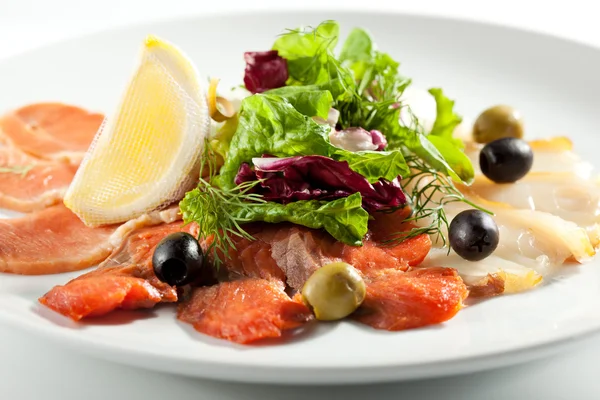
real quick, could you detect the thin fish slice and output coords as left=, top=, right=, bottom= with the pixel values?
left=352, top=267, right=468, bottom=330
left=178, top=278, right=313, bottom=344
left=1, top=204, right=180, bottom=275
left=0, top=147, right=78, bottom=212
left=421, top=249, right=542, bottom=297
left=0, top=102, right=103, bottom=165
left=39, top=221, right=196, bottom=320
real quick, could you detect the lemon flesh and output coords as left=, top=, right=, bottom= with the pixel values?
left=64, top=36, right=210, bottom=226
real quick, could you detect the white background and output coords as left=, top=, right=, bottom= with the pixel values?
left=1, top=0, right=600, bottom=399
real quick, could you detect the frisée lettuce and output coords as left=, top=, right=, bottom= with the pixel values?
left=180, top=19, right=479, bottom=264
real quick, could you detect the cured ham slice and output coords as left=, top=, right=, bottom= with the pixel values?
left=1, top=204, right=180, bottom=275
left=0, top=147, right=78, bottom=212
left=0, top=103, right=103, bottom=165
left=39, top=221, right=196, bottom=320
left=177, top=279, right=313, bottom=344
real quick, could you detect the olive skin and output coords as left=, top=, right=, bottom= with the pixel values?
left=479, top=137, right=533, bottom=183
left=473, top=105, right=524, bottom=144
left=301, top=262, right=366, bottom=321
left=152, top=232, right=205, bottom=287
left=449, top=210, right=499, bottom=262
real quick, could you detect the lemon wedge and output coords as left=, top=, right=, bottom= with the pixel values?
left=64, top=35, right=210, bottom=226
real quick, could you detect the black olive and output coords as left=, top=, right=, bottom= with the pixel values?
left=479, top=137, right=533, bottom=183
left=152, top=232, right=205, bottom=286
left=449, top=209, right=499, bottom=262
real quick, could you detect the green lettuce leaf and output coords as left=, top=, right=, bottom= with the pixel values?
left=272, top=21, right=356, bottom=101
left=210, top=114, right=239, bottom=159
left=273, top=20, right=339, bottom=59
left=217, top=93, right=409, bottom=189
left=233, top=192, right=368, bottom=246
left=339, top=28, right=373, bottom=82
left=265, top=86, right=333, bottom=119
left=402, top=129, right=474, bottom=184
left=426, top=135, right=474, bottom=183
left=337, top=149, right=408, bottom=183
left=428, top=88, right=463, bottom=147
left=423, top=88, right=472, bottom=182
left=336, top=28, right=411, bottom=129
left=339, top=28, right=373, bottom=64
left=180, top=187, right=368, bottom=250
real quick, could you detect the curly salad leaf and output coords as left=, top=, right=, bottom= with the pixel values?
left=181, top=20, right=477, bottom=260
left=216, top=92, right=410, bottom=189
left=272, top=21, right=356, bottom=101
left=333, top=27, right=474, bottom=183
left=180, top=184, right=368, bottom=251
left=236, top=155, right=406, bottom=212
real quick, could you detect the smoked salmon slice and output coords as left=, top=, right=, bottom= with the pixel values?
left=0, top=147, right=78, bottom=212
left=1, top=204, right=180, bottom=275
left=39, top=275, right=164, bottom=320
left=218, top=221, right=466, bottom=332
left=39, top=221, right=197, bottom=320
left=352, top=267, right=469, bottom=331
left=177, top=278, right=313, bottom=344
left=223, top=216, right=432, bottom=291
left=38, top=210, right=465, bottom=341
left=0, top=103, right=103, bottom=165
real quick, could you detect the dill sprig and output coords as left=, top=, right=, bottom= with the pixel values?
left=180, top=141, right=264, bottom=268
left=382, top=105, right=491, bottom=250
left=0, top=164, right=34, bottom=177
left=390, top=155, right=491, bottom=251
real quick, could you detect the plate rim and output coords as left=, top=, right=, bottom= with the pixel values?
left=1, top=9, right=600, bottom=384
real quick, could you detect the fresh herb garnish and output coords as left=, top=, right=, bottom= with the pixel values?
left=182, top=20, right=488, bottom=258
left=386, top=154, right=491, bottom=250
left=0, top=164, right=34, bottom=177
left=179, top=142, right=264, bottom=267
left=272, top=21, right=356, bottom=101
left=215, top=92, right=409, bottom=189
left=180, top=141, right=371, bottom=267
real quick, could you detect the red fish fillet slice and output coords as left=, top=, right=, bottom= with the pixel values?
left=220, top=220, right=464, bottom=332
left=224, top=216, right=432, bottom=290
left=0, top=204, right=180, bottom=275
left=178, top=278, right=313, bottom=344
left=353, top=267, right=469, bottom=330
left=39, top=221, right=197, bottom=320
left=0, top=147, right=78, bottom=212
left=0, top=103, right=103, bottom=165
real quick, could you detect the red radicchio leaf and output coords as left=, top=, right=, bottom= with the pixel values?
left=370, top=130, right=388, bottom=151
left=234, top=155, right=406, bottom=213
left=243, top=50, right=288, bottom=94
left=329, top=127, right=388, bottom=152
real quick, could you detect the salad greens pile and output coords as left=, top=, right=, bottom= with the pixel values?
left=180, top=20, right=476, bottom=265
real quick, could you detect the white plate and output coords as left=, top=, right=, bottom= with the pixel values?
left=1, top=10, right=600, bottom=385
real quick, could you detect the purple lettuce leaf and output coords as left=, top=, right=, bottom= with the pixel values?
left=234, top=155, right=406, bottom=213
left=243, top=50, right=288, bottom=94
left=329, top=127, right=388, bottom=152
left=370, top=130, right=388, bottom=150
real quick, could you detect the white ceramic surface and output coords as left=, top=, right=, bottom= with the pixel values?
left=1, top=10, right=600, bottom=385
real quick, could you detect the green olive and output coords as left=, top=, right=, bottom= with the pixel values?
left=473, top=105, right=524, bottom=143
left=301, top=262, right=366, bottom=321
